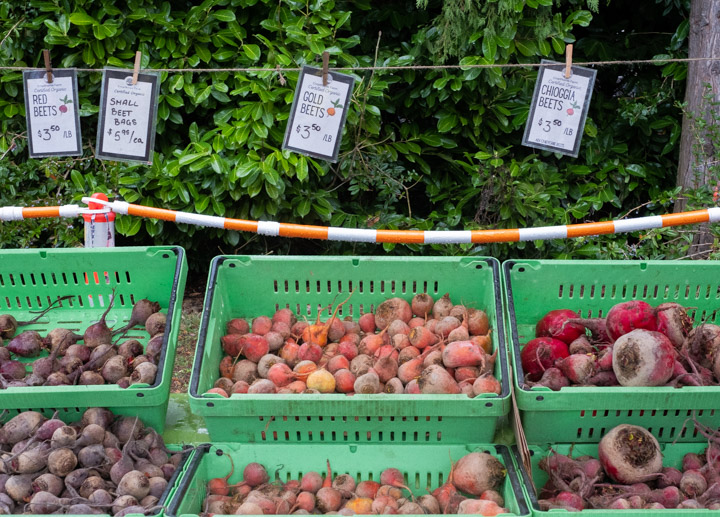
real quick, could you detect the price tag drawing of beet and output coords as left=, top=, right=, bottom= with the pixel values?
left=23, top=69, right=82, bottom=158
left=283, top=66, right=355, bottom=163
left=522, top=60, right=597, bottom=158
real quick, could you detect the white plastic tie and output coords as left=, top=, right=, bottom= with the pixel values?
left=424, top=231, right=472, bottom=244
left=257, top=221, right=280, bottom=236
left=327, top=227, right=377, bottom=242
left=707, top=207, right=720, bottom=222
left=0, top=207, right=24, bottom=221
left=518, top=226, right=568, bottom=242
left=175, top=212, right=226, bottom=228
left=58, top=205, right=82, bottom=218
left=614, top=216, right=663, bottom=233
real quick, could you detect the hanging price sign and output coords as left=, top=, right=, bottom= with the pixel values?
left=96, top=69, right=160, bottom=164
left=522, top=60, right=597, bottom=158
left=23, top=69, right=82, bottom=158
left=283, top=65, right=355, bottom=163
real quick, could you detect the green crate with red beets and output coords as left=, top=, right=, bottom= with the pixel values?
left=0, top=247, right=187, bottom=432
left=504, top=259, right=720, bottom=444
left=512, top=440, right=718, bottom=517
left=189, top=255, right=509, bottom=443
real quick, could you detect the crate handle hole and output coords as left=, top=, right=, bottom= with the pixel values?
left=207, top=402, right=215, bottom=407
left=518, top=267, right=525, bottom=272
left=229, top=263, right=236, bottom=268
left=536, top=395, right=544, bottom=401
left=136, top=393, right=144, bottom=398
left=485, top=402, right=493, bottom=407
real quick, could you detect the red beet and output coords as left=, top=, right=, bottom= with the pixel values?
left=535, top=309, right=585, bottom=344
left=7, top=331, right=44, bottom=357
left=520, top=337, right=570, bottom=381
left=605, top=300, right=658, bottom=341
left=82, top=293, right=116, bottom=348
left=555, top=353, right=596, bottom=384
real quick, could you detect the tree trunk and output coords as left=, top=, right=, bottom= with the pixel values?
left=674, top=0, right=720, bottom=257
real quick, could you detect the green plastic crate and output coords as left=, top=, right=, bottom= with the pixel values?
left=513, top=441, right=715, bottom=516
left=189, top=255, right=510, bottom=443
left=0, top=246, right=187, bottom=431
left=166, top=442, right=530, bottom=517
left=504, top=259, right=720, bottom=444
left=0, top=405, right=192, bottom=517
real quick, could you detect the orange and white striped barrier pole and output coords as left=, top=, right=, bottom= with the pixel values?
left=80, top=197, right=720, bottom=245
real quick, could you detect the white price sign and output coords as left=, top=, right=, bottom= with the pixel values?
left=23, top=69, right=82, bottom=158
left=96, top=69, right=160, bottom=164
left=283, top=66, right=355, bottom=163
left=522, top=60, right=597, bottom=158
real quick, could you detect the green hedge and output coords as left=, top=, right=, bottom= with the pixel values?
left=0, top=0, right=705, bottom=271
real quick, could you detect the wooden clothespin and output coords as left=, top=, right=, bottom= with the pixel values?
left=564, top=44, right=573, bottom=79
left=276, top=64, right=286, bottom=86
left=43, top=49, right=53, bottom=84
left=322, top=51, right=329, bottom=86
left=132, top=51, right=141, bottom=85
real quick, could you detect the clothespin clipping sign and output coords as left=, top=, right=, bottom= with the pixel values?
left=132, top=51, right=141, bottom=85
left=43, top=50, right=53, bottom=84
left=96, top=65, right=160, bottom=164
left=322, top=52, right=329, bottom=86
left=282, top=63, right=355, bottom=163
left=521, top=50, right=596, bottom=158
left=23, top=61, right=82, bottom=158
left=565, top=44, right=573, bottom=79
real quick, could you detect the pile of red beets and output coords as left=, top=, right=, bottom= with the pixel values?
left=538, top=421, right=720, bottom=510
left=520, top=300, right=720, bottom=389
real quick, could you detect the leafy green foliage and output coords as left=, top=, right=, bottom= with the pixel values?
left=0, top=0, right=701, bottom=270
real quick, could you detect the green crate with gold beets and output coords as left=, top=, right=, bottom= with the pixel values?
left=189, top=255, right=509, bottom=443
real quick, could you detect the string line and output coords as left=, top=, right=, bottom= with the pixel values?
left=0, top=56, right=714, bottom=74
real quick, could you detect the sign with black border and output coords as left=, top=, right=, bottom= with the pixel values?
left=522, top=60, right=597, bottom=158
left=282, top=65, right=355, bottom=163
left=96, top=68, right=160, bottom=164
left=23, top=69, right=82, bottom=158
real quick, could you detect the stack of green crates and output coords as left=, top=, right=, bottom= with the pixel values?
left=0, top=246, right=191, bottom=517
left=0, top=246, right=187, bottom=431
left=166, top=255, right=530, bottom=517
left=503, top=259, right=720, bottom=515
